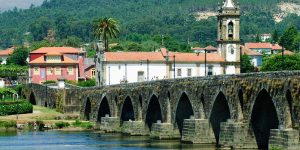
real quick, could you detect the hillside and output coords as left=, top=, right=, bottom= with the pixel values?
left=0, top=0, right=299, bottom=49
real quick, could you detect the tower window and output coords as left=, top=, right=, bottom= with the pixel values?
left=229, top=45, right=235, bottom=55
left=228, top=21, right=234, bottom=39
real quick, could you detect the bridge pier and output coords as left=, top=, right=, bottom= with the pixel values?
left=181, top=119, right=215, bottom=144
left=150, top=122, right=180, bottom=139
left=99, top=116, right=120, bottom=132
left=269, top=129, right=300, bottom=150
left=219, top=120, right=257, bottom=149
left=121, top=121, right=148, bottom=136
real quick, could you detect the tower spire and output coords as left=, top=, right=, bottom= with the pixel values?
left=223, top=0, right=235, bottom=9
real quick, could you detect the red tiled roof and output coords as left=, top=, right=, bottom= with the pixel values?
left=29, top=55, right=78, bottom=64
left=241, top=46, right=262, bottom=56
left=245, top=42, right=283, bottom=51
left=0, top=48, right=14, bottom=56
left=192, top=45, right=217, bottom=51
left=105, top=51, right=224, bottom=63
left=31, top=47, right=82, bottom=54
left=276, top=50, right=294, bottom=55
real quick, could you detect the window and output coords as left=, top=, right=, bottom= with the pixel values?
left=55, top=67, right=61, bottom=75
left=47, top=67, right=52, bottom=75
left=137, top=71, right=144, bottom=82
left=187, top=68, right=192, bottom=77
left=67, top=67, right=74, bottom=75
left=34, top=67, right=40, bottom=75
left=228, top=21, right=234, bottom=39
left=208, top=66, right=213, bottom=76
left=229, top=45, right=235, bottom=55
left=91, top=68, right=96, bottom=78
left=177, top=68, right=182, bottom=77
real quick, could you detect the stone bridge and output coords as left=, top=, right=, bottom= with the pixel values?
left=24, top=71, right=300, bottom=149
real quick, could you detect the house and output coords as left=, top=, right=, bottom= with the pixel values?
left=101, top=48, right=225, bottom=85
left=241, top=46, right=263, bottom=67
left=29, top=47, right=85, bottom=84
left=260, top=34, right=272, bottom=42
left=245, top=42, right=283, bottom=55
left=0, top=48, right=14, bottom=64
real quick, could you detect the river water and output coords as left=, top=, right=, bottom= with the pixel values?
left=0, top=131, right=219, bottom=150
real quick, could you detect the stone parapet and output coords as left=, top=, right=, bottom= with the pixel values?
left=269, top=129, right=299, bottom=150
left=150, top=123, right=180, bottom=139
left=219, top=121, right=257, bottom=149
left=181, top=119, right=215, bottom=144
left=121, top=121, right=147, bottom=136
left=100, top=117, right=120, bottom=132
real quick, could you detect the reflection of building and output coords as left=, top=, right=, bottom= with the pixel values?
left=0, top=47, right=14, bottom=64
left=29, top=47, right=85, bottom=84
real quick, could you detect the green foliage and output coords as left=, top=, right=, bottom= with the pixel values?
left=0, top=100, right=33, bottom=116
left=261, top=53, right=300, bottom=71
left=6, top=47, right=29, bottom=66
left=279, top=25, right=298, bottom=51
left=77, top=79, right=96, bottom=87
left=241, top=55, right=254, bottom=73
left=0, top=120, right=16, bottom=128
left=0, top=58, right=3, bottom=64
left=72, top=119, right=94, bottom=129
left=55, top=121, right=70, bottom=129
left=42, top=80, right=56, bottom=84
left=272, top=29, right=279, bottom=43
left=0, top=65, right=27, bottom=78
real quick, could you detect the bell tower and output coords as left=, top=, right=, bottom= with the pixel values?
left=217, top=0, right=241, bottom=74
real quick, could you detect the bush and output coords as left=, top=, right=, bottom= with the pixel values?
left=0, top=100, right=33, bottom=116
left=0, top=120, right=16, bottom=128
left=43, top=80, right=56, bottom=84
left=55, top=121, right=70, bottom=129
left=77, top=79, right=95, bottom=87
left=72, top=119, right=94, bottom=129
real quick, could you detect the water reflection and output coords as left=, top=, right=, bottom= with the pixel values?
left=0, top=131, right=220, bottom=150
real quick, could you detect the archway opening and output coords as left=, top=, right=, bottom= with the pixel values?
left=139, top=95, right=143, bottom=107
left=145, top=95, right=162, bottom=131
left=175, top=93, right=194, bottom=135
left=209, top=92, right=231, bottom=145
left=29, top=92, right=36, bottom=105
left=84, top=98, right=92, bottom=120
left=251, top=89, right=279, bottom=149
left=238, top=89, right=244, bottom=112
left=121, top=97, right=135, bottom=123
left=97, top=97, right=111, bottom=123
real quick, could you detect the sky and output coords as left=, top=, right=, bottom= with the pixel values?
left=0, top=0, right=43, bottom=11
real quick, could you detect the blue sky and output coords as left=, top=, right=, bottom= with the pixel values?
left=0, top=0, right=43, bottom=11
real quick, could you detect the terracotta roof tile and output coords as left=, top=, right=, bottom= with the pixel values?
left=31, top=47, right=82, bottom=54
left=245, top=42, right=283, bottom=51
left=241, top=46, right=262, bottom=56
left=0, top=48, right=14, bottom=56
left=29, top=55, right=78, bottom=64
left=192, top=45, right=217, bottom=51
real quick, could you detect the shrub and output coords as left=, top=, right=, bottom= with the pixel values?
left=0, top=120, right=16, bottom=128
left=43, top=80, right=56, bottom=84
left=77, top=79, right=95, bottom=87
left=0, top=100, right=33, bottom=116
left=55, top=121, right=70, bottom=129
left=72, top=119, right=94, bottom=129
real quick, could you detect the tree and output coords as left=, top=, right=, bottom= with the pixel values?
left=272, top=29, right=279, bottom=42
left=0, top=58, right=3, bottom=64
left=93, top=17, right=120, bottom=52
left=241, top=55, right=254, bottom=73
left=292, top=34, right=300, bottom=52
left=6, top=47, right=29, bottom=66
left=261, top=54, right=300, bottom=71
left=279, top=25, right=298, bottom=51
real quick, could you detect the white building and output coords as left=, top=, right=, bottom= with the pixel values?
left=101, top=48, right=225, bottom=85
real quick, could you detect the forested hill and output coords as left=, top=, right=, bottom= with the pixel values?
left=0, top=0, right=299, bottom=50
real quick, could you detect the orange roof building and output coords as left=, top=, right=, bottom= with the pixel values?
left=0, top=48, right=14, bottom=64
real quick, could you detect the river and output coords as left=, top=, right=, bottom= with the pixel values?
left=0, top=131, right=219, bottom=150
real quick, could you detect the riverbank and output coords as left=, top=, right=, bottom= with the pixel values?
left=0, top=106, right=94, bottom=131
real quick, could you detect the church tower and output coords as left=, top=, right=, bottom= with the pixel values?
left=217, top=0, right=241, bottom=74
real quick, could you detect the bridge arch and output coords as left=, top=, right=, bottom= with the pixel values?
left=121, top=96, right=135, bottom=123
left=97, top=96, right=111, bottom=123
left=175, top=92, right=194, bottom=135
left=209, top=91, right=231, bottom=145
left=84, top=97, right=92, bottom=120
left=145, top=94, right=163, bottom=131
left=250, top=89, right=279, bottom=149
left=29, top=92, right=36, bottom=105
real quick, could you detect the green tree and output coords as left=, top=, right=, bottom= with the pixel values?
left=0, top=58, right=3, bottom=64
left=292, top=34, right=300, bottom=52
left=93, top=17, right=120, bottom=52
left=272, top=29, right=279, bottom=43
left=6, top=47, right=29, bottom=66
left=241, top=55, right=254, bottom=73
left=261, top=54, right=300, bottom=71
left=62, top=36, right=83, bottom=47
left=279, top=25, right=298, bottom=51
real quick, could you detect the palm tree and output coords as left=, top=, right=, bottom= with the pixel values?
left=94, top=17, right=120, bottom=52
